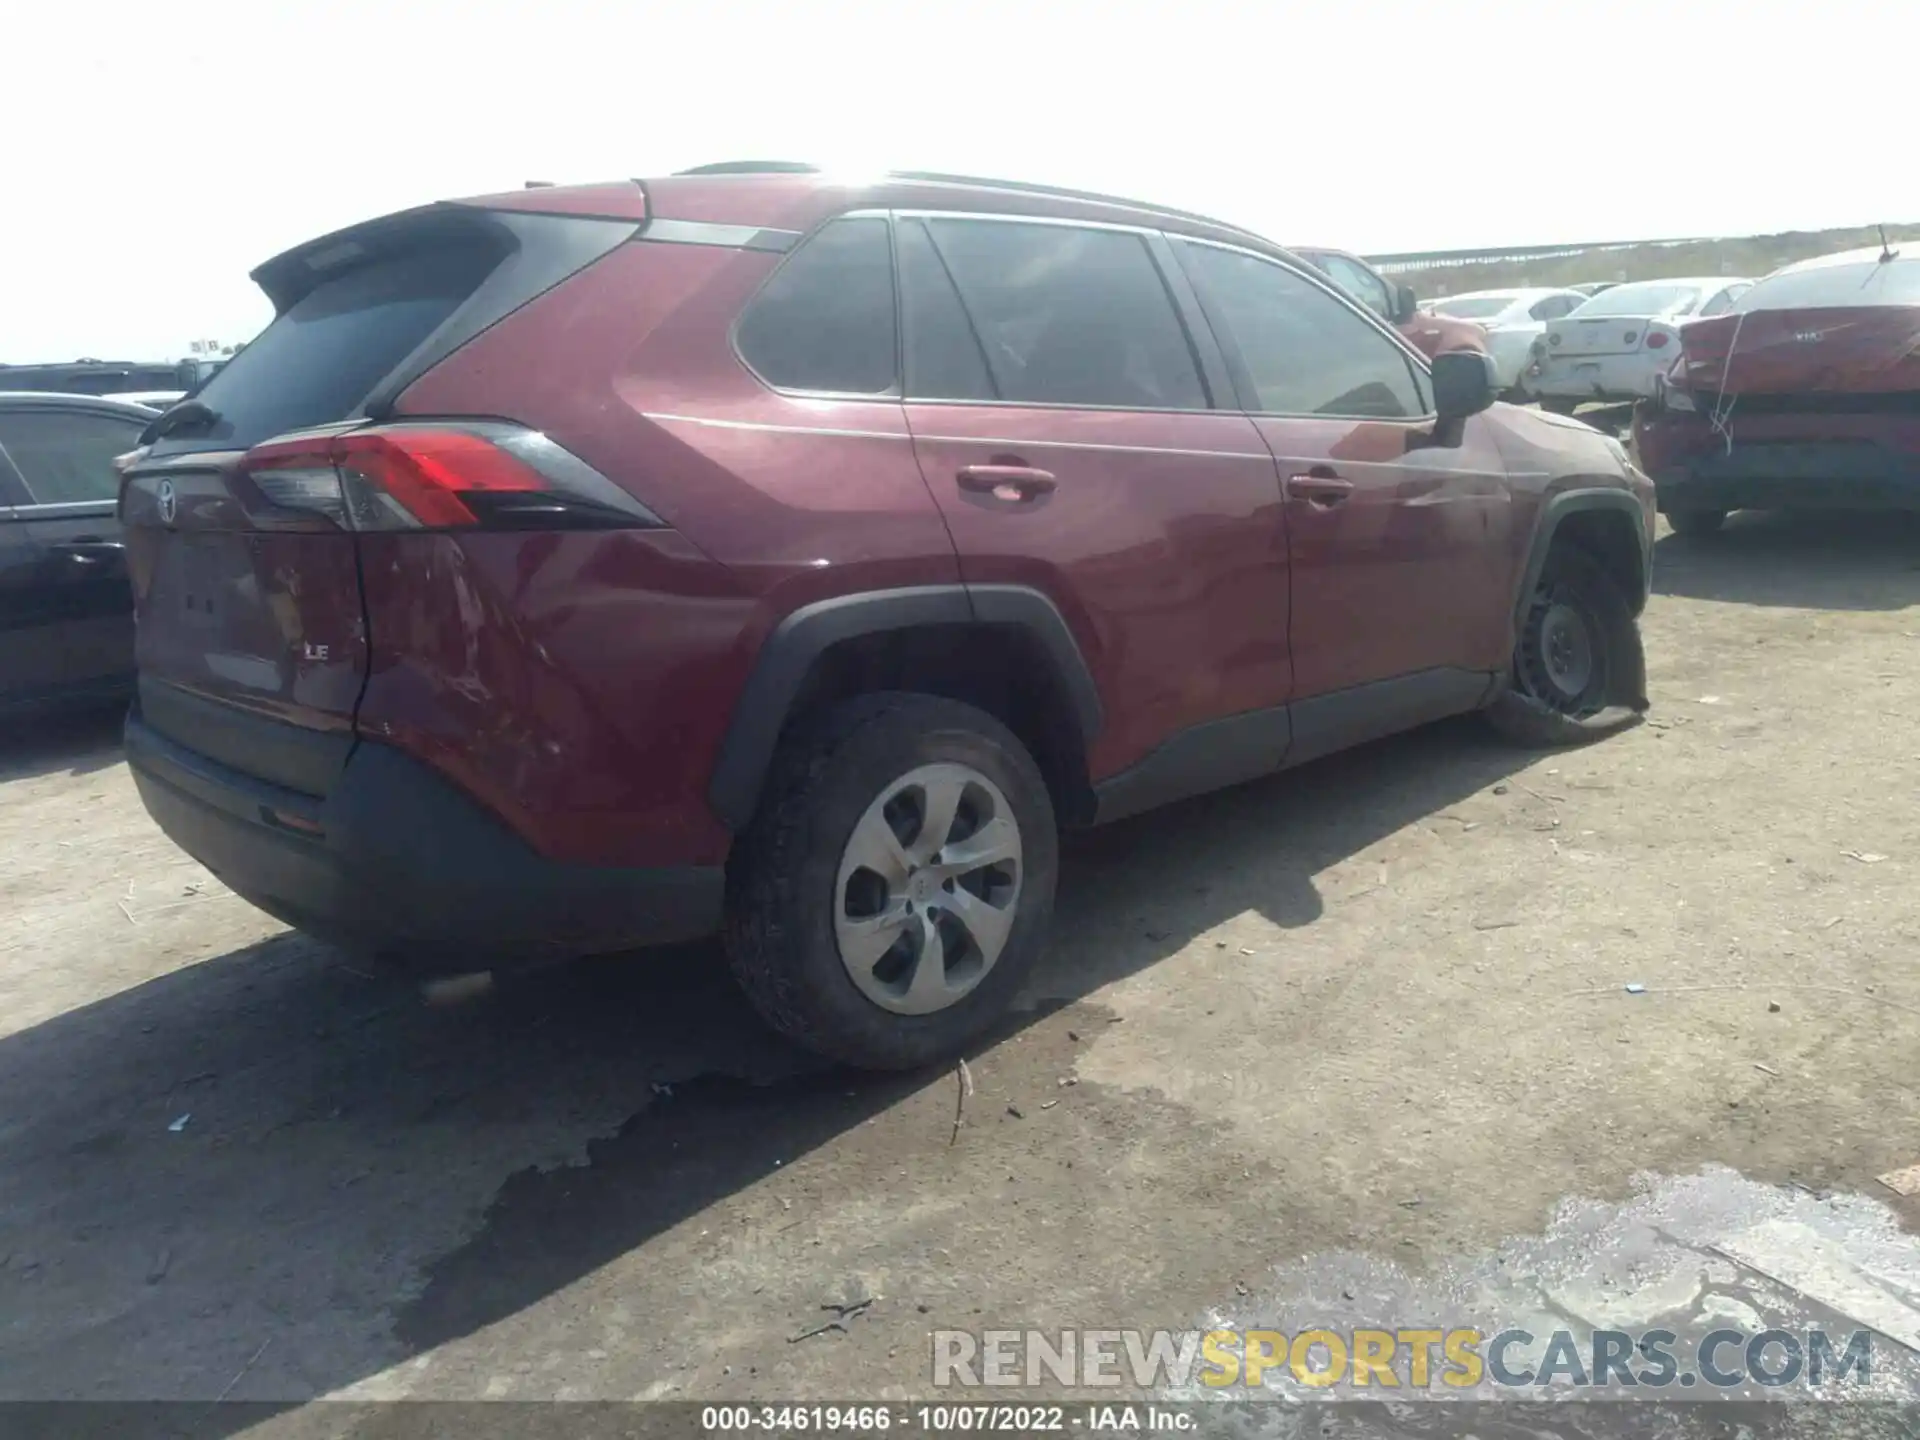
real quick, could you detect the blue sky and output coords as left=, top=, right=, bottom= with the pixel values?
left=6, top=0, right=1904, bottom=361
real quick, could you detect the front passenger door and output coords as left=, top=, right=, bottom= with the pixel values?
left=1173, top=239, right=1514, bottom=756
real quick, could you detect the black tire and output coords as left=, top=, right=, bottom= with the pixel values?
left=724, top=692, right=1058, bottom=1071
left=1539, top=396, right=1580, bottom=416
left=1485, top=546, right=1647, bottom=748
left=1665, top=507, right=1728, bottom=537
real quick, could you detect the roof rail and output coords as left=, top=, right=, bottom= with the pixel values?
left=668, top=163, right=1267, bottom=243
left=884, top=170, right=1268, bottom=244
left=674, top=161, right=823, bottom=176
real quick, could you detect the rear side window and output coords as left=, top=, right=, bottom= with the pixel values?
left=919, top=219, right=1207, bottom=409
left=189, top=245, right=498, bottom=448
left=1181, top=243, right=1425, bottom=419
left=0, top=410, right=147, bottom=504
left=736, top=218, right=898, bottom=395
left=1698, top=286, right=1738, bottom=318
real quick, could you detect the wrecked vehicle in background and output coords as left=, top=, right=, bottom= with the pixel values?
left=1525, top=276, right=1753, bottom=413
left=1427, top=288, right=1587, bottom=393
left=1635, top=244, right=1920, bottom=534
left=1292, top=246, right=1489, bottom=360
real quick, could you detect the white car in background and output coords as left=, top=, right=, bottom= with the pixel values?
left=1522, top=277, right=1753, bottom=411
left=1426, top=288, right=1587, bottom=391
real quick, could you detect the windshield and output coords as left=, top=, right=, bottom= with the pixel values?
left=1429, top=295, right=1516, bottom=319
left=1570, top=282, right=1705, bottom=318
left=1735, top=256, right=1920, bottom=312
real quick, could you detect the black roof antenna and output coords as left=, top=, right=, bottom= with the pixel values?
left=1878, top=224, right=1899, bottom=263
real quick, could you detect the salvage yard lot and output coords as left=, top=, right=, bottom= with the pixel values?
left=3, top=513, right=1919, bottom=1406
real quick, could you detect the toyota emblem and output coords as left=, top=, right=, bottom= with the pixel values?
left=157, top=479, right=177, bottom=526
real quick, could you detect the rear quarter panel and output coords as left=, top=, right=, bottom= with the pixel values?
left=389, top=236, right=959, bottom=864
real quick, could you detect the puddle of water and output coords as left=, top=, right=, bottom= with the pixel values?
left=1169, top=1166, right=1920, bottom=1419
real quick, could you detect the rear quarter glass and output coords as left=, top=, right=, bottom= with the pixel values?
left=184, top=246, right=496, bottom=450
left=152, top=209, right=638, bottom=457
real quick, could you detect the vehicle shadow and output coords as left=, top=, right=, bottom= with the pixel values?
left=1653, top=509, right=1920, bottom=611
left=0, top=717, right=1531, bottom=1410
left=0, top=703, right=125, bottom=782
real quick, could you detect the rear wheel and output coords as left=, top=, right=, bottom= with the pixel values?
left=724, top=693, right=1058, bottom=1070
left=1665, top=507, right=1728, bottom=537
left=1485, top=546, right=1646, bottom=747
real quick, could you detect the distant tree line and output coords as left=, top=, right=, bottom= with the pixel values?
left=1377, top=223, right=1920, bottom=298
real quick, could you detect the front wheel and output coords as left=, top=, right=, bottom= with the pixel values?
left=1485, top=547, right=1647, bottom=747
left=724, top=693, right=1058, bottom=1070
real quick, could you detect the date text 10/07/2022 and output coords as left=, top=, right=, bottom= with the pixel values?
left=701, top=1405, right=1191, bottom=1432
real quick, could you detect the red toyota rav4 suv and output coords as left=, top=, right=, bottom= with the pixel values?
left=120, top=167, right=1655, bottom=1069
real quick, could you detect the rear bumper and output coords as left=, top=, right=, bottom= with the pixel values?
left=125, top=712, right=724, bottom=967
left=1636, top=403, right=1920, bottom=511
left=1648, top=441, right=1920, bottom=513
left=1526, top=352, right=1663, bottom=402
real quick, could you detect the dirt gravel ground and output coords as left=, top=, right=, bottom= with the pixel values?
left=2, top=512, right=1918, bottom=1417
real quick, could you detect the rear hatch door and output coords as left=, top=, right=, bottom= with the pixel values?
left=121, top=202, right=639, bottom=794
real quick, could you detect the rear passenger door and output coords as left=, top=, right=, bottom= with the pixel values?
left=1172, top=239, right=1514, bottom=758
left=0, top=404, right=145, bottom=700
left=896, top=214, right=1293, bottom=791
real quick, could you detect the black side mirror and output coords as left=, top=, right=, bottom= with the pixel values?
left=1431, top=350, right=1500, bottom=422
left=1392, top=283, right=1419, bottom=325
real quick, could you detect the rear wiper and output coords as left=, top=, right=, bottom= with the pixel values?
left=140, top=399, right=222, bottom=444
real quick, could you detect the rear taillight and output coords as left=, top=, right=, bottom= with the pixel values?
left=240, top=422, right=661, bottom=532
left=1645, top=330, right=1670, bottom=350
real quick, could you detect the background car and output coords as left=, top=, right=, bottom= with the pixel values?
left=103, top=390, right=187, bottom=411
left=1525, top=276, right=1753, bottom=411
left=1635, top=244, right=1920, bottom=533
left=0, top=359, right=213, bottom=396
left=1292, top=246, right=1488, bottom=359
left=0, top=393, right=155, bottom=715
left=1427, top=288, right=1588, bottom=391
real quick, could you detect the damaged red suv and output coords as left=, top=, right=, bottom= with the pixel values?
left=1636, top=243, right=1920, bottom=533
left=120, top=167, right=1655, bottom=1069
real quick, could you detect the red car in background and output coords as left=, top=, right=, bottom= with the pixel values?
left=1293, top=246, right=1489, bottom=360
left=1635, top=243, right=1920, bottom=533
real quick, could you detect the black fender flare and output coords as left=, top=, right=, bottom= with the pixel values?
left=706, top=584, right=1103, bottom=831
left=1512, top=485, right=1653, bottom=633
